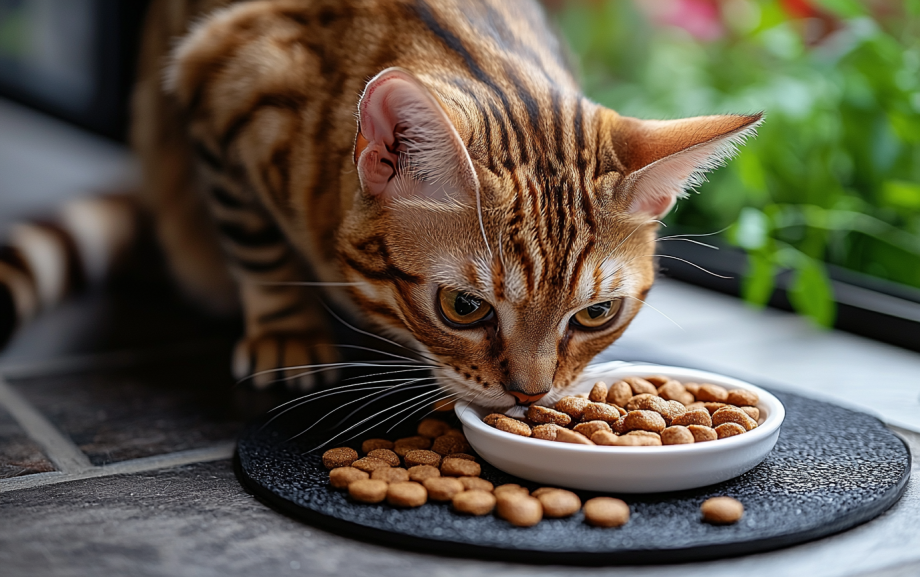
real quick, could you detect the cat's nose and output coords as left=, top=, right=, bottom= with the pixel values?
left=507, top=390, right=547, bottom=406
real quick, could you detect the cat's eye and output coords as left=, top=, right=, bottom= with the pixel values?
left=438, top=288, right=493, bottom=326
left=571, top=299, right=623, bottom=329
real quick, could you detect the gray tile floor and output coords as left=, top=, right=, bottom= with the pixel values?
left=2, top=99, right=920, bottom=576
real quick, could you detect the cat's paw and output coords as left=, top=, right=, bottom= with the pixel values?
left=232, top=334, right=340, bottom=391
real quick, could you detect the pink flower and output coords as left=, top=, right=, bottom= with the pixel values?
left=646, top=0, right=725, bottom=41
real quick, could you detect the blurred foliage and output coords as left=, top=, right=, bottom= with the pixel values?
left=555, top=0, right=920, bottom=326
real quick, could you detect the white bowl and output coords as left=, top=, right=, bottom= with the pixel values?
left=454, top=362, right=785, bottom=493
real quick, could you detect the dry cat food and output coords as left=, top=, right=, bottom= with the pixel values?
left=700, top=496, right=745, bottom=524
left=482, top=377, right=761, bottom=447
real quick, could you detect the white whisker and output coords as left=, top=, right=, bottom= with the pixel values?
left=624, top=294, right=683, bottom=330
left=651, top=254, right=733, bottom=279
left=656, top=237, right=718, bottom=250
left=320, top=301, right=439, bottom=364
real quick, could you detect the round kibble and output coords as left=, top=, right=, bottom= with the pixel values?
left=366, top=448, right=400, bottom=467
left=667, top=400, right=688, bottom=419
left=582, top=402, right=620, bottom=424
left=530, top=487, right=560, bottom=498
left=348, top=479, right=388, bottom=503
left=417, top=418, right=452, bottom=438
left=625, top=394, right=671, bottom=416
left=553, top=396, right=591, bottom=420
left=671, top=408, right=712, bottom=427
left=742, top=406, right=760, bottom=422
left=431, top=434, right=472, bottom=456
left=322, top=447, right=359, bottom=469
left=701, top=496, right=744, bottom=524
left=445, top=453, right=476, bottom=461
left=661, top=425, right=695, bottom=445
left=482, top=414, right=504, bottom=427
left=351, top=457, right=392, bottom=473
left=453, top=490, right=496, bottom=515
left=622, top=410, right=666, bottom=433
left=643, top=375, right=672, bottom=387
left=441, top=457, right=481, bottom=477
left=726, top=389, right=759, bottom=407
left=573, top=421, right=612, bottom=438
left=495, top=416, right=532, bottom=437
left=688, top=425, right=718, bottom=442
left=712, top=406, right=758, bottom=431
left=407, top=464, right=440, bottom=483
left=606, top=381, right=634, bottom=407
left=423, top=477, right=464, bottom=501
left=371, top=467, right=409, bottom=483
left=394, top=436, right=431, bottom=457
left=496, top=493, right=543, bottom=527
left=554, top=428, right=594, bottom=445
left=532, top=423, right=561, bottom=441
left=494, top=484, right=529, bottom=497
left=443, top=428, right=465, bottom=438
left=622, top=376, right=658, bottom=395
left=360, top=438, right=394, bottom=454
left=684, top=382, right=701, bottom=396
left=386, top=481, right=427, bottom=507
left=537, top=489, right=581, bottom=518
left=614, top=434, right=661, bottom=446
left=588, top=381, right=609, bottom=403
left=526, top=405, right=572, bottom=427
left=696, top=383, right=729, bottom=402
left=657, top=381, right=695, bottom=406
left=702, top=402, right=728, bottom=415
left=329, top=467, right=368, bottom=489
left=715, top=422, right=746, bottom=439
left=583, top=497, right=630, bottom=527
left=459, top=477, right=493, bottom=492
left=404, top=449, right=442, bottom=468
left=591, top=431, right=619, bottom=445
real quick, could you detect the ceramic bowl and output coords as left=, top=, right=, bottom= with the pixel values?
left=454, top=362, right=785, bottom=493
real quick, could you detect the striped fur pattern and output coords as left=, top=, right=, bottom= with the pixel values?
left=3, top=0, right=761, bottom=412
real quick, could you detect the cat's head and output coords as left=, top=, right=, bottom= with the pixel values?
left=340, top=68, right=760, bottom=411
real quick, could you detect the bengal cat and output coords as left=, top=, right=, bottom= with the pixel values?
left=0, top=0, right=760, bottom=414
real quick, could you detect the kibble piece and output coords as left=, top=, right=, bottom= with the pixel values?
left=394, top=436, right=431, bottom=457
left=715, top=422, right=746, bottom=439
left=622, top=410, right=667, bottom=433
left=712, top=406, right=758, bottom=431
left=496, top=493, right=543, bottom=527
left=588, top=382, right=609, bottom=403
left=386, top=481, right=427, bottom=507
left=695, top=383, right=729, bottom=403
left=348, top=479, right=388, bottom=503
left=407, top=464, right=440, bottom=483
left=371, top=467, right=410, bottom=483
left=322, top=447, right=359, bottom=469
left=591, top=431, right=619, bottom=445
left=622, top=376, right=658, bottom=396
left=453, top=490, right=496, bottom=515
left=423, top=477, right=465, bottom=501
left=643, top=375, right=672, bottom=387
left=431, top=434, right=472, bottom=456
left=554, top=428, right=595, bottom=445
left=537, top=489, right=582, bottom=518
left=688, top=425, right=718, bottom=443
left=531, top=487, right=560, bottom=498
left=661, top=426, right=695, bottom=445
left=494, top=484, right=529, bottom=497
left=526, top=405, right=572, bottom=427
left=494, top=416, right=532, bottom=437
left=574, top=421, right=612, bottom=438
left=726, top=389, right=759, bottom=407
left=582, top=402, right=621, bottom=424
left=554, top=396, right=591, bottom=420
left=657, top=381, right=695, bottom=405
left=583, top=497, right=630, bottom=527
left=671, top=408, right=712, bottom=427
left=361, top=439, right=394, bottom=454
left=701, top=497, right=744, bottom=524
left=483, top=414, right=504, bottom=427
left=615, top=434, right=661, bottom=446
left=531, top=424, right=561, bottom=441
left=607, top=381, right=634, bottom=407
left=329, top=467, right=368, bottom=489
left=441, top=457, right=481, bottom=477
left=742, top=406, right=760, bottom=422
left=351, top=457, right=392, bottom=473
left=702, top=402, right=728, bottom=415
left=613, top=405, right=627, bottom=416
left=445, top=453, right=476, bottom=461
left=459, top=477, right=493, bottom=492
left=667, top=400, right=688, bottom=419
left=404, top=449, right=442, bottom=468
left=417, top=418, right=452, bottom=438
left=366, top=448, right=400, bottom=467
left=626, top=394, right=671, bottom=416
left=443, top=428, right=465, bottom=438
left=684, top=382, right=702, bottom=397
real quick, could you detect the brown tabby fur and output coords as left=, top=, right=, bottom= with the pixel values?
left=129, top=0, right=761, bottom=411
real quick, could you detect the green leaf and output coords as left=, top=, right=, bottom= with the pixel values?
left=814, top=0, right=868, bottom=17
left=732, top=207, right=770, bottom=250
left=742, top=251, right=776, bottom=308
left=882, top=180, right=920, bottom=210
left=788, top=259, right=836, bottom=327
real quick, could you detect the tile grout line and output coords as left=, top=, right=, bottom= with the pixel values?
left=0, top=375, right=94, bottom=474
left=0, top=442, right=236, bottom=493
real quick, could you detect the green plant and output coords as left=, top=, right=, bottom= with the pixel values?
left=556, top=0, right=920, bottom=326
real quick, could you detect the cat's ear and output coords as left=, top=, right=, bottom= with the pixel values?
left=607, top=113, right=763, bottom=218
left=354, top=68, right=479, bottom=203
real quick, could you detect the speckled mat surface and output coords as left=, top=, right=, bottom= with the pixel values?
left=235, top=381, right=911, bottom=564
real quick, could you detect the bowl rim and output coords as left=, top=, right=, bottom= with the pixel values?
left=454, top=362, right=785, bottom=456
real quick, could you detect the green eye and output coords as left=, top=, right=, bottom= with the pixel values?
left=572, top=299, right=622, bottom=329
left=438, top=287, right=493, bottom=325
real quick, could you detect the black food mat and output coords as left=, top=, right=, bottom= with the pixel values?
left=235, top=379, right=910, bottom=564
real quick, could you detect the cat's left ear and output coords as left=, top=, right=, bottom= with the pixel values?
left=354, top=68, right=479, bottom=203
left=605, top=112, right=763, bottom=218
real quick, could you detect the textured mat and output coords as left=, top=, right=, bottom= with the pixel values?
left=235, top=380, right=911, bottom=564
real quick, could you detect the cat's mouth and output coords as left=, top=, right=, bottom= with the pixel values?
left=507, top=391, right=547, bottom=406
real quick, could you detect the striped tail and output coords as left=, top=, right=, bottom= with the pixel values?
left=0, top=195, right=143, bottom=348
